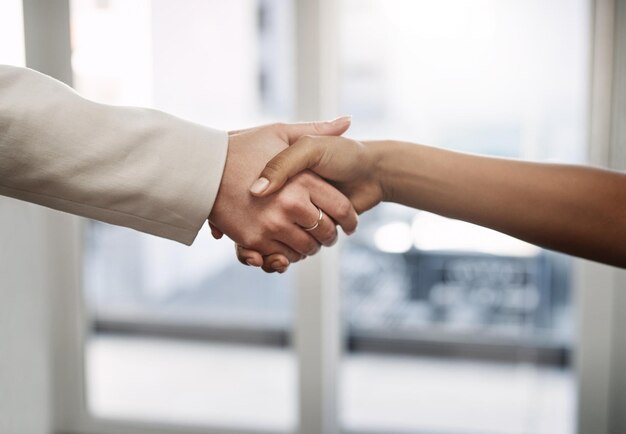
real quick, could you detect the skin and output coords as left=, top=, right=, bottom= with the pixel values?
left=207, top=120, right=359, bottom=272
left=238, top=135, right=626, bottom=271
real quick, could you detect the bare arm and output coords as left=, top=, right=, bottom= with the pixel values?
left=245, top=136, right=626, bottom=269
left=372, top=140, right=626, bottom=268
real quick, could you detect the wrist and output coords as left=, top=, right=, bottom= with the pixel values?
left=364, top=140, right=402, bottom=203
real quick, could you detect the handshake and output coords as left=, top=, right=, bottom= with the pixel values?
left=3, top=66, right=621, bottom=269
left=206, top=115, right=626, bottom=271
left=208, top=116, right=384, bottom=273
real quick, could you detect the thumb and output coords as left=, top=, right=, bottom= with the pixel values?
left=250, top=136, right=325, bottom=197
left=282, top=115, right=351, bottom=143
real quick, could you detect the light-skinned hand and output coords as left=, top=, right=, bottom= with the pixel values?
left=208, top=121, right=360, bottom=272
left=235, top=134, right=385, bottom=272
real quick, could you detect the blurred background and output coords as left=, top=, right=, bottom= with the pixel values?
left=1, top=1, right=625, bottom=434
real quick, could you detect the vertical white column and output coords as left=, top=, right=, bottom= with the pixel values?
left=575, top=0, right=615, bottom=431
left=576, top=1, right=626, bottom=434
left=605, top=2, right=626, bottom=432
left=294, top=0, right=339, bottom=121
left=23, top=0, right=73, bottom=84
left=21, top=1, right=82, bottom=433
left=587, top=0, right=615, bottom=167
left=0, top=201, right=53, bottom=434
left=575, top=262, right=616, bottom=434
left=294, top=0, right=342, bottom=433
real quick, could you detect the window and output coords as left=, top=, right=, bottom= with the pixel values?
left=72, top=0, right=297, bottom=430
left=41, top=1, right=592, bottom=433
left=338, top=1, right=588, bottom=433
left=0, top=0, right=25, bottom=66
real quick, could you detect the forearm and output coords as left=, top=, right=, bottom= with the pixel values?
left=0, top=66, right=228, bottom=244
left=371, top=140, right=626, bottom=267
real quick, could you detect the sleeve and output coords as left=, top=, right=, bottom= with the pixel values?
left=0, top=65, right=229, bottom=245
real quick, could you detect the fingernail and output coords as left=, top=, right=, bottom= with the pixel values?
left=250, top=177, right=270, bottom=194
left=246, top=259, right=258, bottom=267
left=330, top=115, right=352, bottom=126
left=271, top=260, right=284, bottom=270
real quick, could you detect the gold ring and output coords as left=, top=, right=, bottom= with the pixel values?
left=303, top=207, right=324, bottom=231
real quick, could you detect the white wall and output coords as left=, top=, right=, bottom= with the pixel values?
left=0, top=200, right=52, bottom=434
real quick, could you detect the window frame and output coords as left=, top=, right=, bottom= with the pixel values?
left=41, top=1, right=342, bottom=434
left=29, top=0, right=625, bottom=433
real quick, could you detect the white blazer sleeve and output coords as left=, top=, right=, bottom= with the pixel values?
left=0, top=65, right=228, bottom=245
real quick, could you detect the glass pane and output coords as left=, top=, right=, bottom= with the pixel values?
left=71, top=0, right=296, bottom=430
left=338, top=0, right=587, bottom=433
left=0, top=0, right=25, bottom=66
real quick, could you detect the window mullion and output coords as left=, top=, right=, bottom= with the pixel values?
left=294, top=0, right=342, bottom=433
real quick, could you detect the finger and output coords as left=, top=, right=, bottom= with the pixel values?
left=236, top=245, right=292, bottom=272
left=249, top=117, right=351, bottom=196
left=208, top=221, right=224, bottom=239
left=308, top=179, right=358, bottom=235
left=297, top=207, right=338, bottom=247
left=261, top=253, right=291, bottom=273
left=235, top=244, right=263, bottom=267
left=231, top=115, right=349, bottom=138
left=250, top=137, right=326, bottom=197
left=259, top=240, right=302, bottom=264
left=273, top=193, right=328, bottom=253
left=281, top=115, right=352, bottom=143
left=278, top=222, right=322, bottom=256
left=346, top=188, right=379, bottom=215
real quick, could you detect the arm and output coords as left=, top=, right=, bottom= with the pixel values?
left=0, top=65, right=227, bottom=245
left=244, top=135, right=626, bottom=269
left=372, top=140, right=626, bottom=267
left=0, top=66, right=357, bottom=255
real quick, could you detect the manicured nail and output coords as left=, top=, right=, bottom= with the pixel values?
left=331, top=115, right=352, bottom=126
left=250, top=177, right=270, bottom=194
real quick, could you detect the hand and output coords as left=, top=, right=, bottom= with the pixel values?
left=208, top=120, right=359, bottom=270
left=236, top=134, right=386, bottom=272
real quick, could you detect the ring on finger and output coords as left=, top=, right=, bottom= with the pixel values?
left=302, top=207, right=324, bottom=232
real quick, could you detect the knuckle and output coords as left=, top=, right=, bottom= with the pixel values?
left=243, top=232, right=264, bottom=248
left=272, top=122, right=286, bottom=131
left=297, top=170, right=316, bottom=184
left=263, top=219, right=282, bottom=235
left=327, top=234, right=339, bottom=246
left=336, top=199, right=353, bottom=219
left=307, top=240, right=321, bottom=255
left=276, top=193, right=301, bottom=212
left=322, top=226, right=337, bottom=243
left=299, top=134, right=316, bottom=146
